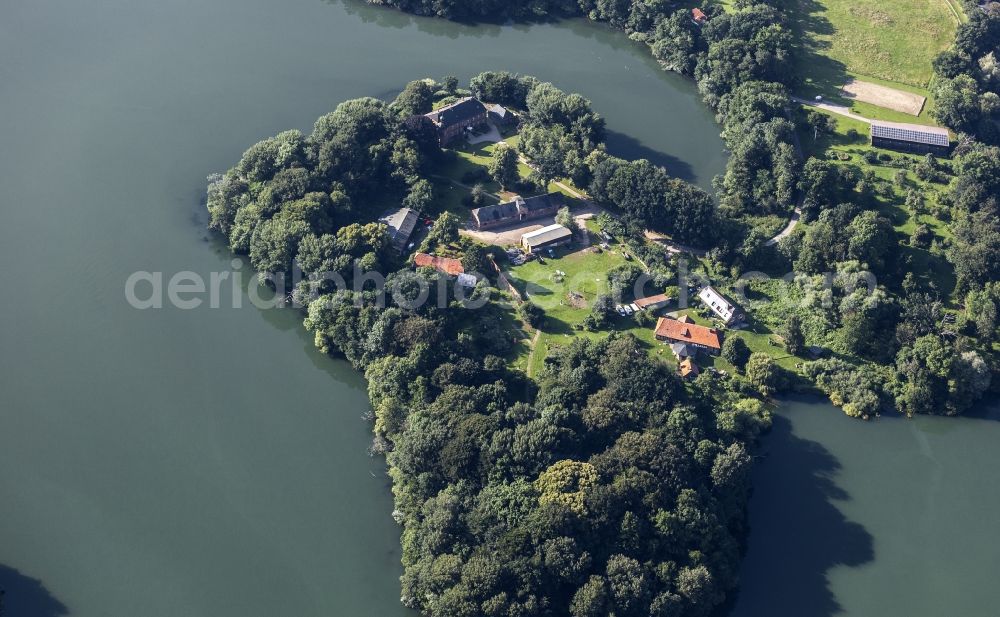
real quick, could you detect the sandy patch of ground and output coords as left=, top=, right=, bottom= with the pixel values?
left=840, top=79, right=925, bottom=116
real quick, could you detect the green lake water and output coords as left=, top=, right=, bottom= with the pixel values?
left=0, top=0, right=997, bottom=615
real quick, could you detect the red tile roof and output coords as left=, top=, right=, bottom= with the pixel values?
left=414, top=252, right=464, bottom=276
left=654, top=317, right=722, bottom=350
left=692, top=7, right=708, bottom=22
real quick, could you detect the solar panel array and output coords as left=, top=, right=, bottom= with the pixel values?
left=870, top=121, right=949, bottom=147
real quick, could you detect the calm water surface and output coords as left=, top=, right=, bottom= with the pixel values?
left=731, top=397, right=1000, bottom=617
left=0, top=0, right=997, bottom=615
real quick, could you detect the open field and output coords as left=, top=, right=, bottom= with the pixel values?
left=791, top=0, right=959, bottom=91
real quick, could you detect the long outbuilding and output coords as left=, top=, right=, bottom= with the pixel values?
left=521, top=224, right=573, bottom=253
left=472, top=192, right=565, bottom=231
left=870, top=120, right=950, bottom=156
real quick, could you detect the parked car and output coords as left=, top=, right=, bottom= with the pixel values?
left=623, top=305, right=633, bottom=316
left=616, top=305, right=627, bottom=316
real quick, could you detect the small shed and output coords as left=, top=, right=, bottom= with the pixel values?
left=679, top=357, right=700, bottom=379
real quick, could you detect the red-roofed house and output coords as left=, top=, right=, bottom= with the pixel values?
left=654, top=317, right=722, bottom=353
left=414, top=252, right=464, bottom=276
left=692, top=8, right=708, bottom=25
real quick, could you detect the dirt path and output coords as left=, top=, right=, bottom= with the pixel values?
left=643, top=230, right=708, bottom=257
left=525, top=329, right=542, bottom=378
left=791, top=96, right=872, bottom=123
left=765, top=207, right=802, bottom=246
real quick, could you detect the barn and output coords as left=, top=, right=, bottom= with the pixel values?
left=870, top=120, right=950, bottom=156
left=521, top=224, right=573, bottom=253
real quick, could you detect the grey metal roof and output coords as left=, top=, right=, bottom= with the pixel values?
left=472, top=201, right=519, bottom=224
left=519, top=192, right=565, bottom=213
left=870, top=120, right=950, bottom=147
left=379, top=207, right=419, bottom=247
left=521, top=224, right=572, bottom=247
left=670, top=342, right=691, bottom=358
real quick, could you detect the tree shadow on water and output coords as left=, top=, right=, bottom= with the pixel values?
left=0, top=564, right=68, bottom=617
left=604, top=129, right=696, bottom=183
left=724, top=414, right=874, bottom=617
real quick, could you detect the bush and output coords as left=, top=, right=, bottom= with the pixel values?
left=721, top=337, right=752, bottom=371
left=745, top=352, right=787, bottom=396
left=518, top=301, right=546, bottom=328
left=910, top=224, right=933, bottom=249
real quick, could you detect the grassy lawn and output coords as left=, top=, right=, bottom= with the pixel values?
left=506, top=242, right=674, bottom=375
left=790, top=0, right=958, bottom=89
left=504, top=242, right=819, bottom=378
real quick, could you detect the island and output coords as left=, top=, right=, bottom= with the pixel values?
left=203, top=0, right=1000, bottom=613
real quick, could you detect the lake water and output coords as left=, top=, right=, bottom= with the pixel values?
left=0, top=0, right=996, bottom=616
left=730, top=397, right=1000, bottom=617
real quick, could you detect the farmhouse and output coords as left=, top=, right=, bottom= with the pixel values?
left=379, top=207, right=419, bottom=251
left=414, top=252, right=464, bottom=276
left=472, top=192, right=565, bottom=230
left=698, top=286, right=742, bottom=325
left=414, top=252, right=478, bottom=287
left=633, top=293, right=671, bottom=312
left=521, top=224, right=573, bottom=253
left=870, top=120, right=950, bottom=156
left=424, top=97, right=488, bottom=146
left=654, top=317, right=722, bottom=354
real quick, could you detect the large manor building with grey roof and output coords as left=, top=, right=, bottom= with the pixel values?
left=424, top=97, right=488, bottom=146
